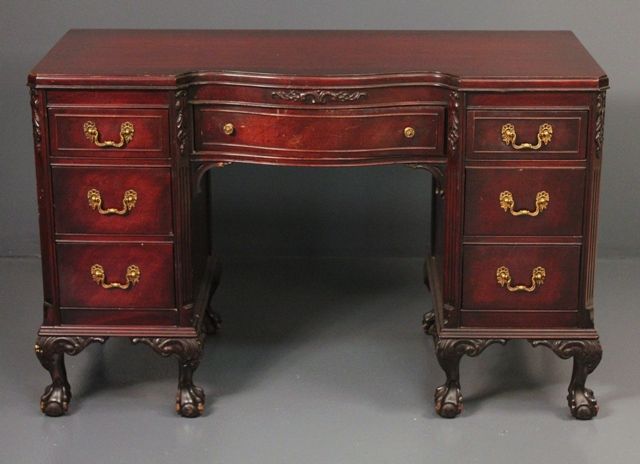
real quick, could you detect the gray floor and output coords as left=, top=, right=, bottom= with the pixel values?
left=0, top=256, right=638, bottom=464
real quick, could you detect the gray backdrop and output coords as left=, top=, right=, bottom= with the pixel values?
left=2, top=0, right=639, bottom=258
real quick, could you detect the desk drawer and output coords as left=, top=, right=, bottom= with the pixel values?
left=194, top=106, right=445, bottom=159
left=467, top=110, right=588, bottom=160
left=57, top=242, right=175, bottom=309
left=49, top=108, right=169, bottom=157
left=52, top=166, right=173, bottom=235
left=464, top=167, right=585, bottom=236
left=462, top=245, right=581, bottom=310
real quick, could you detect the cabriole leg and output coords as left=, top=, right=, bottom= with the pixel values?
left=131, top=337, right=205, bottom=417
left=530, top=339, right=602, bottom=419
left=433, top=337, right=507, bottom=418
left=34, top=335, right=107, bottom=416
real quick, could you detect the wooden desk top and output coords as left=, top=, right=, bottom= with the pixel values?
left=29, top=30, right=607, bottom=89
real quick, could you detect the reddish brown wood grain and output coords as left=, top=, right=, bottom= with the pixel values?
left=460, top=310, right=577, bottom=328
left=191, top=83, right=449, bottom=108
left=51, top=166, right=173, bottom=235
left=462, top=244, right=581, bottom=311
left=49, top=108, right=169, bottom=158
left=467, top=110, right=588, bottom=160
left=29, top=30, right=607, bottom=90
left=464, top=167, right=585, bottom=236
left=27, top=30, right=609, bottom=419
left=27, top=31, right=608, bottom=338
left=56, top=241, right=175, bottom=309
left=60, top=308, right=177, bottom=326
left=194, top=105, right=445, bottom=159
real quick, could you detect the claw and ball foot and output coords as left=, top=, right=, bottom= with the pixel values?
left=433, top=337, right=507, bottom=418
left=132, top=337, right=205, bottom=417
left=530, top=339, right=602, bottom=419
left=176, top=359, right=205, bottom=417
left=434, top=381, right=463, bottom=418
left=35, top=336, right=107, bottom=416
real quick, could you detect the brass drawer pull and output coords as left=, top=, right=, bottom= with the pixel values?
left=403, top=126, right=416, bottom=138
left=87, top=189, right=137, bottom=215
left=501, top=123, right=553, bottom=150
left=222, top=122, right=235, bottom=135
left=83, top=121, right=135, bottom=148
left=90, top=264, right=141, bottom=290
left=496, top=266, right=546, bottom=293
left=499, top=190, right=549, bottom=217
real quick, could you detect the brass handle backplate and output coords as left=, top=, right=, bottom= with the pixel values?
left=501, top=123, right=553, bottom=150
left=83, top=121, right=135, bottom=148
left=499, top=190, right=549, bottom=217
left=90, top=264, right=141, bottom=290
left=87, top=189, right=137, bottom=215
left=496, top=266, right=546, bottom=293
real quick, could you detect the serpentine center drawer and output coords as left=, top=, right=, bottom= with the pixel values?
left=49, top=108, right=169, bottom=157
left=194, top=106, right=445, bottom=159
left=462, top=244, right=581, bottom=311
left=467, top=110, right=588, bottom=159
left=52, top=166, right=173, bottom=235
left=464, top=167, right=585, bottom=236
left=57, top=242, right=175, bottom=309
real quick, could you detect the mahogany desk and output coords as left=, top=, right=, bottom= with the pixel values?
left=28, top=30, right=608, bottom=419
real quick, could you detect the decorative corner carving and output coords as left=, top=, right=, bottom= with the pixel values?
left=595, top=91, right=606, bottom=158
left=35, top=335, right=108, bottom=416
left=131, top=337, right=205, bottom=417
left=30, top=87, right=42, bottom=148
left=447, top=91, right=461, bottom=156
left=442, top=303, right=456, bottom=327
left=530, top=339, right=602, bottom=419
left=175, top=89, right=188, bottom=157
left=422, top=311, right=436, bottom=335
left=131, top=336, right=202, bottom=360
left=35, top=335, right=108, bottom=359
left=436, top=337, right=508, bottom=359
left=271, top=89, right=367, bottom=104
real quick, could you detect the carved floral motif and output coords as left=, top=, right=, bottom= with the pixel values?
left=447, top=91, right=460, bottom=155
left=175, top=89, right=188, bottom=156
left=30, top=87, right=42, bottom=147
left=595, top=91, right=606, bottom=158
left=272, top=89, right=367, bottom=104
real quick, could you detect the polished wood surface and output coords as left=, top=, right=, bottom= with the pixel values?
left=49, top=108, right=169, bottom=158
left=30, top=30, right=607, bottom=89
left=28, top=30, right=608, bottom=419
left=462, top=244, right=581, bottom=310
left=52, top=166, right=173, bottom=235
left=56, top=241, right=175, bottom=309
left=194, top=105, right=445, bottom=161
left=464, top=167, right=585, bottom=236
left=467, top=110, right=588, bottom=159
